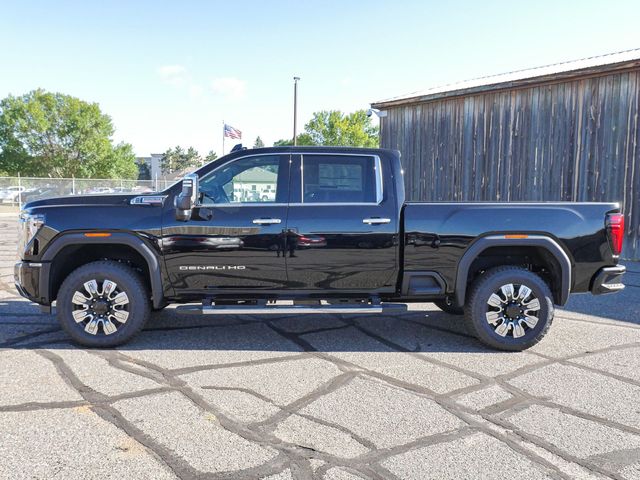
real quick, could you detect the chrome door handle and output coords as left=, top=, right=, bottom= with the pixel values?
left=363, top=217, right=391, bottom=225
left=252, top=218, right=282, bottom=225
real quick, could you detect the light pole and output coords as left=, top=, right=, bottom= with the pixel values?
left=293, top=76, right=300, bottom=145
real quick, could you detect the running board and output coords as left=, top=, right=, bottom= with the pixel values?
left=176, top=302, right=407, bottom=315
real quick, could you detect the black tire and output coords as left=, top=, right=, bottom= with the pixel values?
left=57, top=261, right=150, bottom=347
left=464, top=266, right=554, bottom=351
left=434, top=297, right=464, bottom=315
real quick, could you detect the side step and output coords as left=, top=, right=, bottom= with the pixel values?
left=176, top=301, right=407, bottom=316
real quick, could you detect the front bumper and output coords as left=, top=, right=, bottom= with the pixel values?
left=591, top=265, right=626, bottom=295
left=14, top=261, right=50, bottom=305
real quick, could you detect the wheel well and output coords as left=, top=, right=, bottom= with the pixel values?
left=49, top=244, right=151, bottom=302
left=464, top=246, right=563, bottom=304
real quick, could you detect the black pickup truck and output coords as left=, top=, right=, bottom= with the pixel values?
left=15, top=147, right=626, bottom=350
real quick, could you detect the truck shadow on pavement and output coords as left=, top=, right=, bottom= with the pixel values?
left=559, top=263, right=640, bottom=325
left=0, top=299, right=500, bottom=354
left=3, top=278, right=638, bottom=354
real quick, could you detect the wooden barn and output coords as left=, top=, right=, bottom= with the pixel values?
left=371, top=49, right=640, bottom=260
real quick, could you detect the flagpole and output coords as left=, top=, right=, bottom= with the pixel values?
left=222, top=120, right=225, bottom=155
left=293, top=76, right=300, bottom=145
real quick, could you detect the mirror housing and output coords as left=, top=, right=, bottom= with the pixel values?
left=175, top=173, right=199, bottom=221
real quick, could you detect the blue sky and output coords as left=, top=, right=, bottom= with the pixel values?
left=1, top=0, right=639, bottom=157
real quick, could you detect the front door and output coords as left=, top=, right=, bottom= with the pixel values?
left=284, top=153, right=399, bottom=292
left=162, top=153, right=290, bottom=293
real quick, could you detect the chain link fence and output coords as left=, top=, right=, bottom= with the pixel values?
left=0, top=177, right=174, bottom=209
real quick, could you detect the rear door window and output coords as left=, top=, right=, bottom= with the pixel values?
left=301, top=155, right=379, bottom=203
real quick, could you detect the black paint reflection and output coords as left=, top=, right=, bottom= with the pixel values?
left=161, top=204, right=289, bottom=291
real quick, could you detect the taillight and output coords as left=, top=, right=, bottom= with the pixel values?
left=606, top=213, right=625, bottom=256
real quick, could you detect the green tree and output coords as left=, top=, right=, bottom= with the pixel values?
left=305, top=110, right=379, bottom=147
left=99, top=142, right=138, bottom=179
left=160, top=146, right=182, bottom=175
left=253, top=136, right=265, bottom=148
left=184, top=147, right=201, bottom=169
left=160, top=146, right=202, bottom=175
left=0, top=89, right=137, bottom=178
left=137, top=159, right=151, bottom=180
left=272, top=133, right=315, bottom=146
left=273, top=109, right=378, bottom=147
left=205, top=150, right=218, bottom=163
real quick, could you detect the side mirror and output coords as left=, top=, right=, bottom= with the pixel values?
left=175, top=173, right=199, bottom=221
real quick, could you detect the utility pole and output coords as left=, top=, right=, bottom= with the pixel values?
left=293, top=76, right=300, bottom=145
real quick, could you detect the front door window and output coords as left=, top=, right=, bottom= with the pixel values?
left=199, top=155, right=282, bottom=204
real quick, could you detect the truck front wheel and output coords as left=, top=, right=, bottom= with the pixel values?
left=57, top=261, right=150, bottom=347
left=464, top=266, right=554, bottom=351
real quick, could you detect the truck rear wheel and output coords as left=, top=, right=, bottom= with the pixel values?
left=57, top=261, right=150, bottom=347
left=464, top=266, right=554, bottom=351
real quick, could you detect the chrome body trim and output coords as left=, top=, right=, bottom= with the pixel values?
left=300, top=153, right=383, bottom=205
left=199, top=202, right=289, bottom=208
left=194, top=303, right=407, bottom=315
left=252, top=218, right=282, bottom=225
left=289, top=202, right=382, bottom=207
left=363, top=217, right=391, bottom=224
left=130, top=195, right=167, bottom=205
left=194, top=151, right=384, bottom=208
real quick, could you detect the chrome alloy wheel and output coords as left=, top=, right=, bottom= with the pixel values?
left=71, top=279, right=129, bottom=335
left=485, top=283, right=541, bottom=338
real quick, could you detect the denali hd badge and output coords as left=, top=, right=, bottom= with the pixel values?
left=179, top=265, right=247, bottom=270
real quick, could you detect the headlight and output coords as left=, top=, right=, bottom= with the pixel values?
left=18, top=212, right=45, bottom=256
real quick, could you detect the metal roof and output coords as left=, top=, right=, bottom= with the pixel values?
left=372, top=48, right=640, bottom=108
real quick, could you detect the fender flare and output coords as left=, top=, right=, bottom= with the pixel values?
left=454, top=235, right=572, bottom=307
left=41, top=233, right=164, bottom=309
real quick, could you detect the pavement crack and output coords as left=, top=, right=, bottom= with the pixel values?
left=168, top=353, right=310, bottom=376
left=495, top=383, right=640, bottom=436
left=312, top=355, right=580, bottom=480
left=488, top=409, right=628, bottom=480
left=562, top=357, right=640, bottom=388
left=200, top=385, right=278, bottom=405
left=251, top=372, right=359, bottom=429
left=32, top=349, right=188, bottom=480
left=102, top=349, right=340, bottom=478
left=0, top=400, right=89, bottom=412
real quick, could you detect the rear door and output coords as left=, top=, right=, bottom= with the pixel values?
left=284, top=152, right=399, bottom=292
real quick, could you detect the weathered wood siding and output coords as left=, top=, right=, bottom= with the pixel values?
left=380, top=69, right=640, bottom=260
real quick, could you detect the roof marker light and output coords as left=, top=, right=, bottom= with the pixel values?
left=84, top=232, right=112, bottom=238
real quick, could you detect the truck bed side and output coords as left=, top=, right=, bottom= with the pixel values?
left=402, top=202, right=621, bottom=298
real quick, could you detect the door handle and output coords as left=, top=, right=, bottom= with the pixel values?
left=252, top=218, right=282, bottom=225
left=363, top=217, right=391, bottom=225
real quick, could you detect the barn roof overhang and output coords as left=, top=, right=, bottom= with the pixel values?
left=371, top=48, right=640, bottom=109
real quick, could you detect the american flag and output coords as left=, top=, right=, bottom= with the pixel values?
left=224, top=124, right=242, bottom=139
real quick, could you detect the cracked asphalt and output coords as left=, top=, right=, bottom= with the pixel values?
left=1, top=212, right=640, bottom=480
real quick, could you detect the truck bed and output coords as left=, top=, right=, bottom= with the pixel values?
left=402, top=201, right=620, bottom=294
